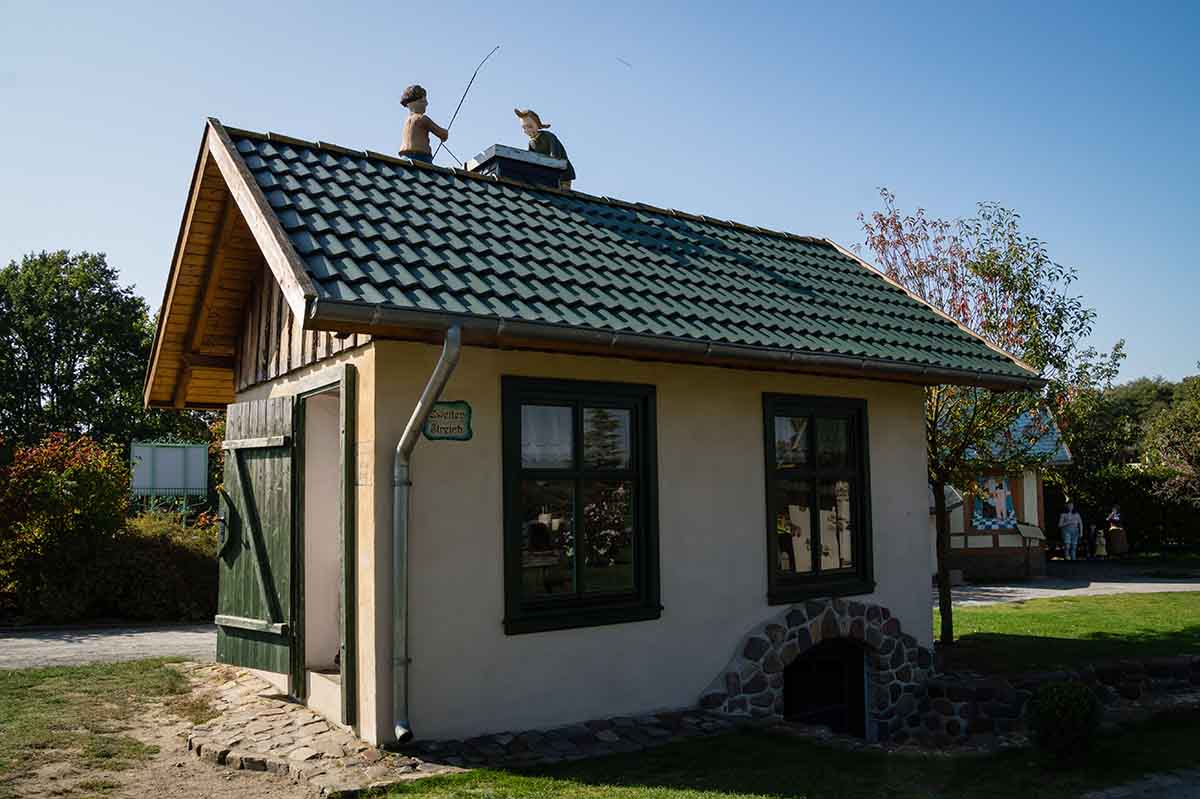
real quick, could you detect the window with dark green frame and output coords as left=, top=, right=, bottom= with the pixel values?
left=764, top=394, right=874, bottom=604
left=502, top=377, right=660, bottom=634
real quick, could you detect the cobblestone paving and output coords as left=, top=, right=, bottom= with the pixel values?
left=407, top=709, right=740, bottom=769
left=181, top=662, right=747, bottom=793
left=0, top=623, right=216, bottom=668
left=180, top=661, right=1039, bottom=796
left=1082, top=769, right=1200, bottom=798
left=180, top=663, right=462, bottom=795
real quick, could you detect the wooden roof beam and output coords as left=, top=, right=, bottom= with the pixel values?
left=173, top=192, right=236, bottom=408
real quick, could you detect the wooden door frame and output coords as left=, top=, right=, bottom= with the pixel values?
left=291, top=363, right=358, bottom=731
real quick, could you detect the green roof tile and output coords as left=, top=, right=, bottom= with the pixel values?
left=227, top=128, right=1036, bottom=383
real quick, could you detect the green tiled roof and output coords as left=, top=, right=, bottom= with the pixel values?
left=227, top=125, right=1037, bottom=385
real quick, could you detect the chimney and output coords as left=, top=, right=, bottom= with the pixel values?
left=466, top=145, right=569, bottom=189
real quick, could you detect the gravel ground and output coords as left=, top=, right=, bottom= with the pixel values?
left=0, top=624, right=215, bottom=669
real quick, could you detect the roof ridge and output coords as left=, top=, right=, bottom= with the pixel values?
left=217, top=120, right=834, bottom=250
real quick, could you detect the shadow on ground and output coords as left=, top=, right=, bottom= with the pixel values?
left=941, top=626, right=1200, bottom=674
left=438, top=719, right=1200, bottom=799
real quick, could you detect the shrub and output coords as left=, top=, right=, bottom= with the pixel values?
left=0, top=434, right=130, bottom=620
left=0, top=435, right=218, bottom=623
left=1028, top=682, right=1102, bottom=762
left=96, top=509, right=218, bottom=622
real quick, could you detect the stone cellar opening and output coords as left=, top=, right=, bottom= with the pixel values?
left=783, top=638, right=867, bottom=738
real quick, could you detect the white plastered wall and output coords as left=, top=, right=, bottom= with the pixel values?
left=304, top=390, right=342, bottom=670
left=366, top=340, right=933, bottom=742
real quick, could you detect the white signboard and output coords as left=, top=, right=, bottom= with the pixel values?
left=131, top=442, right=208, bottom=497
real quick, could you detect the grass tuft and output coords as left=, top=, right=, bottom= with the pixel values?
left=0, top=658, right=189, bottom=798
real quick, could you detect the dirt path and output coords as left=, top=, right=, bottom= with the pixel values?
left=12, top=667, right=317, bottom=799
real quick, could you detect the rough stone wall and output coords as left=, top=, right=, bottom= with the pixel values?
left=699, top=597, right=934, bottom=743
left=921, top=656, right=1200, bottom=745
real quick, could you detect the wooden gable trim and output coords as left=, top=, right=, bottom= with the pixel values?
left=204, top=118, right=317, bottom=324
left=143, top=132, right=214, bottom=408
left=145, top=120, right=327, bottom=409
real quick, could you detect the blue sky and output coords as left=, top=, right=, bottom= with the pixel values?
left=2, top=1, right=1196, bottom=380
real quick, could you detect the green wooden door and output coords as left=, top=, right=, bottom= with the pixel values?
left=216, top=396, right=295, bottom=677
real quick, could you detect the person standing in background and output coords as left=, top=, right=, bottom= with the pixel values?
left=1059, top=502, right=1084, bottom=560
left=1106, top=504, right=1130, bottom=556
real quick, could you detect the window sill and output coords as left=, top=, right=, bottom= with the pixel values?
left=767, top=578, right=875, bottom=606
left=504, top=604, right=663, bottom=635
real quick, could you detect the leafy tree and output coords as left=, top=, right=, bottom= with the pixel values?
left=1144, top=371, right=1200, bottom=510
left=0, top=250, right=212, bottom=448
left=859, top=190, right=1123, bottom=645
left=1103, top=377, right=1180, bottom=459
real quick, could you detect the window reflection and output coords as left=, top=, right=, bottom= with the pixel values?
left=816, top=417, right=850, bottom=468
left=819, top=480, right=854, bottom=570
left=583, top=408, right=632, bottom=470
left=520, top=480, right=574, bottom=597
left=774, top=478, right=814, bottom=574
left=774, top=416, right=809, bottom=467
left=582, top=480, right=635, bottom=593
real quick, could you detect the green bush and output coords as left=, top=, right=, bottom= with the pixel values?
left=1028, top=682, right=1102, bottom=762
left=96, top=509, right=218, bottom=622
left=0, top=435, right=218, bottom=623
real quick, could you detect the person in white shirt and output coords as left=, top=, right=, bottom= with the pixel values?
left=1059, top=502, right=1084, bottom=560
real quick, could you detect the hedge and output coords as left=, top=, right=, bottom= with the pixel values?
left=0, top=435, right=217, bottom=623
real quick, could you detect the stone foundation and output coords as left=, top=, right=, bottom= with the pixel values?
left=919, top=656, right=1200, bottom=745
left=699, top=598, right=934, bottom=742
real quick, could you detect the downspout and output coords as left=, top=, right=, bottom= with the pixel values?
left=392, top=325, right=461, bottom=743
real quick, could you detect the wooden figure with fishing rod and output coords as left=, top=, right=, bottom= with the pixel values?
left=398, top=84, right=449, bottom=163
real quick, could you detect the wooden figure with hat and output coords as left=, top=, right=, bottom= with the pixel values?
left=399, top=85, right=449, bottom=163
left=514, top=108, right=576, bottom=190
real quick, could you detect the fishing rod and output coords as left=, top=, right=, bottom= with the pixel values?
left=439, top=143, right=465, bottom=168
left=432, top=44, right=500, bottom=163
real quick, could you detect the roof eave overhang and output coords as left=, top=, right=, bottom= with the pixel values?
left=143, top=118, right=322, bottom=410
left=309, top=300, right=1046, bottom=392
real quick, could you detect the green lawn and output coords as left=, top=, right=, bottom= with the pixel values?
left=0, top=658, right=207, bottom=798
left=382, top=715, right=1200, bottom=799
left=944, top=591, right=1200, bottom=673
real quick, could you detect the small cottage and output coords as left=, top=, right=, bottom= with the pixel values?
left=144, top=119, right=1040, bottom=746
left=930, top=413, right=1072, bottom=580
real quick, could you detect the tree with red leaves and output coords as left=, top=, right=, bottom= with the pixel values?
left=859, top=189, right=1123, bottom=645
